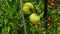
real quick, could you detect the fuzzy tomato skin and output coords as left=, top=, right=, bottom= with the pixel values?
left=23, top=3, right=34, bottom=14
left=24, top=3, right=34, bottom=9
left=23, top=6, right=31, bottom=14
left=30, top=13, right=40, bottom=24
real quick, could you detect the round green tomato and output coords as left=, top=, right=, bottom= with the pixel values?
left=23, top=2, right=34, bottom=14
left=23, top=6, right=31, bottom=14
left=30, top=13, right=40, bottom=24
left=24, top=2, right=34, bottom=9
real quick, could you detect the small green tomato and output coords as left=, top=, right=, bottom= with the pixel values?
left=24, top=2, right=34, bottom=9
left=23, top=6, right=31, bottom=14
left=23, top=2, right=34, bottom=14
left=30, top=13, right=40, bottom=24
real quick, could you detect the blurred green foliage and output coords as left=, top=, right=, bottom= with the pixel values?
left=0, top=0, right=45, bottom=34
left=0, top=0, right=60, bottom=34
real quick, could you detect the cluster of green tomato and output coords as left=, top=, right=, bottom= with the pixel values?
left=23, top=2, right=40, bottom=25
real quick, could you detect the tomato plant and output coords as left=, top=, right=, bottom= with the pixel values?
left=0, top=0, right=60, bottom=34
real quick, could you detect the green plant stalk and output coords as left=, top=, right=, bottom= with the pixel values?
left=20, top=0, right=27, bottom=34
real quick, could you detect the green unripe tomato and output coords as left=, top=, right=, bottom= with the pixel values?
left=30, top=13, right=40, bottom=24
left=23, top=6, right=31, bottom=14
left=23, top=2, right=34, bottom=14
left=24, top=2, right=34, bottom=9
